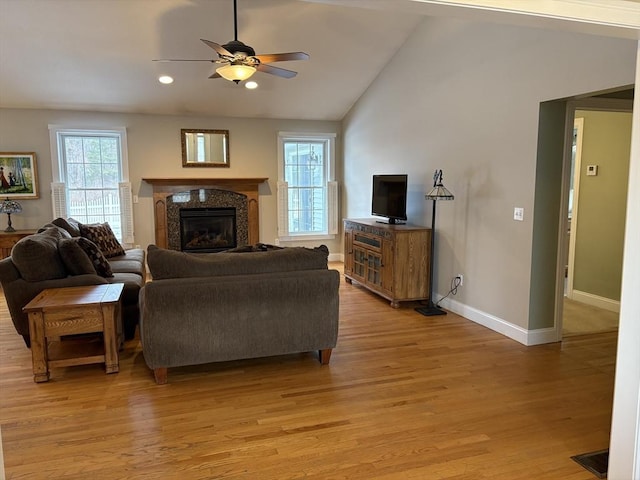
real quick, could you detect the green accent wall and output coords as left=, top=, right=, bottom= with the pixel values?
left=573, top=110, right=631, bottom=301
left=529, top=100, right=566, bottom=330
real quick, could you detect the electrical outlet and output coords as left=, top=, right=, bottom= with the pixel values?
left=456, top=274, right=463, bottom=286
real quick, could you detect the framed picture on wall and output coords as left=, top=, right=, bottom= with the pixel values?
left=0, top=152, right=39, bottom=199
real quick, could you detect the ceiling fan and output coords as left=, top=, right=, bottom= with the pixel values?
left=154, top=0, right=309, bottom=84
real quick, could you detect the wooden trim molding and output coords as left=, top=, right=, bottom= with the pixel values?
left=142, top=178, right=268, bottom=249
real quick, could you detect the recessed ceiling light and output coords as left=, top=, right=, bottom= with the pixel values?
left=158, top=75, right=174, bottom=85
left=245, top=81, right=258, bottom=90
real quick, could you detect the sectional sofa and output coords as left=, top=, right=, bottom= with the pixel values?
left=0, top=218, right=146, bottom=346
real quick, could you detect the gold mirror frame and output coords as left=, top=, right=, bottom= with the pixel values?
left=181, top=129, right=230, bottom=168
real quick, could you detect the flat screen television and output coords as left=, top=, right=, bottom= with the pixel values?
left=371, top=174, right=408, bottom=224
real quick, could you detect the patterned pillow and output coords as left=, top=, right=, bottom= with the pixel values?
left=75, top=237, right=113, bottom=277
left=79, top=222, right=125, bottom=258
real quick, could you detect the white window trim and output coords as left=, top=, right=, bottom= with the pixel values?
left=48, top=125, right=130, bottom=182
left=277, top=132, right=338, bottom=242
left=48, top=125, right=134, bottom=247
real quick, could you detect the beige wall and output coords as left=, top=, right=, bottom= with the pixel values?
left=573, top=110, right=632, bottom=301
left=342, top=16, right=636, bottom=335
left=0, top=108, right=342, bottom=254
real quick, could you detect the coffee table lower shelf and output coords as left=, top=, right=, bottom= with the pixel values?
left=46, top=335, right=111, bottom=370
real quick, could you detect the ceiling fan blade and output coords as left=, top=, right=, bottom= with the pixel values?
left=208, top=71, right=222, bottom=79
left=253, top=52, right=309, bottom=63
left=256, top=63, right=297, bottom=79
left=201, top=39, right=233, bottom=57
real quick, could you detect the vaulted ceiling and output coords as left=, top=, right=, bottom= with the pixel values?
left=0, top=0, right=638, bottom=121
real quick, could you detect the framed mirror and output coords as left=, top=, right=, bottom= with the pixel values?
left=181, top=129, right=230, bottom=168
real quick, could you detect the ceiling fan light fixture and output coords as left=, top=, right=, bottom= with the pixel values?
left=216, top=64, right=256, bottom=83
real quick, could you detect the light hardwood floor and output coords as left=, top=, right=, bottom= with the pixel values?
left=0, top=266, right=616, bottom=479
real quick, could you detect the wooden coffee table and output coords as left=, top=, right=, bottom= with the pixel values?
left=23, top=283, right=124, bottom=383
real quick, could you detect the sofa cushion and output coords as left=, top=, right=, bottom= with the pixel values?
left=75, top=237, right=113, bottom=278
left=147, top=244, right=329, bottom=280
left=58, top=238, right=98, bottom=275
left=79, top=222, right=125, bottom=258
left=109, top=248, right=146, bottom=276
left=52, top=217, right=81, bottom=237
left=11, top=228, right=67, bottom=282
left=108, top=272, right=144, bottom=305
left=110, top=258, right=143, bottom=275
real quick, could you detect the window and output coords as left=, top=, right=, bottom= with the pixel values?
left=277, top=132, right=338, bottom=240
left=49, top=126, right=134, bottom=246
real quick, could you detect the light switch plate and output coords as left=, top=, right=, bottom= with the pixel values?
left=587, top=165, right=598, bottom=176
left=514, top=207, right=524, bottom=221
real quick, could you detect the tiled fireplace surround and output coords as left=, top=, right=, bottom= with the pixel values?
left=143, top=178, right=267, bottom=250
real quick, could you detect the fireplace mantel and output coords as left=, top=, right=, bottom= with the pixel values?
left=143, top=178, right=267, bottom=191
left=143, top=177, right=268, bottom=249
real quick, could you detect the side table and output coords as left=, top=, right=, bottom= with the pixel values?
left=0, top=229, right=38, bottom=259
left=23, top=283, right=125, bottom=383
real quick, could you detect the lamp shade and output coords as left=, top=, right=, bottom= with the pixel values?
left=0, top=197, right=22, bottom=232
left=216, top=64, right=256, bottom=83
left=0, top=198, right=22, bottom=214
left=426, top=170, right=454, bottom=201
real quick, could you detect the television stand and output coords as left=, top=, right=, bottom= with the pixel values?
left=343, top=219, right=431, bottom=308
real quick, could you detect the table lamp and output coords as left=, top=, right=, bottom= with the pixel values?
left=0, top=197, right=22, bottom=232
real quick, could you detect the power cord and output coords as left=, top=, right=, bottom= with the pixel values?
left=435, top=275, right=462, bottom=308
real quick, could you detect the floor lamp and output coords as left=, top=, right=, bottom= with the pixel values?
left=416, top=169, right=454, bottom=316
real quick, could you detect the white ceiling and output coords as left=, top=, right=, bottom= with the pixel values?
left=0, top=0, right=638, bottom=121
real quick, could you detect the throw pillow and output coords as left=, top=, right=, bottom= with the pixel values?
left=226, top=243, right=284, bottom=253
left=79, top=222, right=125, bottom=258
left=37, top=223, right=72, bottom=239
left=11, top=228, right=67, bottom=282
left=75, top=237, right=113, bottom=278
left=52, top=217, right=81, bottom=237
left=58, top=238, right=98, bottom=275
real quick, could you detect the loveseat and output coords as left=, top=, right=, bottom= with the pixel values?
left=0, top=218, right=146, bottom=346
left=140, top=244, right=340, bottom=384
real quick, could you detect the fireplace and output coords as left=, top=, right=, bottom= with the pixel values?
left=142, top=178, right=267, bottom=250
left=180, top=207, right=237, bottom=253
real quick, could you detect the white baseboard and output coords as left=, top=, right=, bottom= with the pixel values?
left=526, top=327, right=560, bottom=346
left=334, top=258, right=558, bottom=346
left=570, top=290, right=620, bottom=313
left=437, top=296, right=559, bottom=346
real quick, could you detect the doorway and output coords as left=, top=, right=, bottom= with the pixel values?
left=558, top=96, right=633, bottom=338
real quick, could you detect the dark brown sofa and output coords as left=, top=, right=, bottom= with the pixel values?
left=0, top=218, right=146, bottom=346
left=140, top=245, right=339, bottom=384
